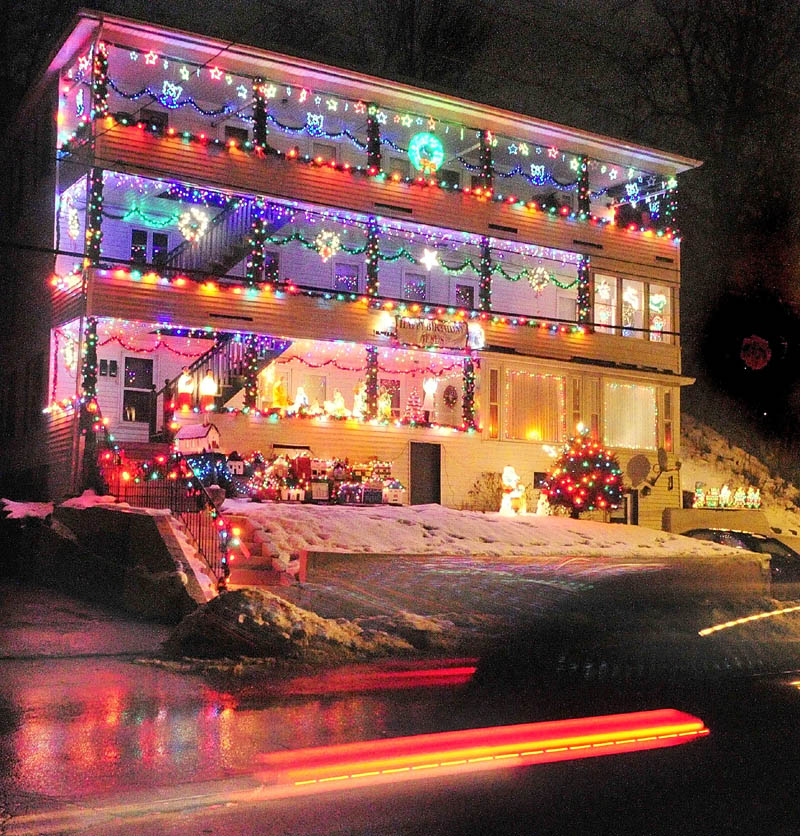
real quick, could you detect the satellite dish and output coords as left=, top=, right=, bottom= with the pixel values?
left=657, top=447, right=669, bottom=471
left=627, top=454, right=652, bottom=487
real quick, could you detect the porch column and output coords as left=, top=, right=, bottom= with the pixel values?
left=90, top=41, right=109, bottom=119
left=85, top=168, right=104, bottom=264
left=462, top=355, right=478, bottom=430
left=576, top=154, right=590, bottom=217
left=365, top=345, right=379, bottom=419
left=243, top=335, right=259, bottom=410
left=479, top=236, right=492, bottom=312
left=365, top=217, right=380, bottom=298
left=253, top=78, right=269, bottom=151
left=577, top=255, right=591, bottom=330
left=366, top=103, right=381, bottom=174
left=478, top=130, right=494, bottom=191
left=245, top=199, right=269, bottom=286
left=80, top=317, right=102, bottom=491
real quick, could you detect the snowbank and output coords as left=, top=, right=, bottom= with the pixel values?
left=60, top=490, right=119, bottom=509
left=0, top=499, right=54, bottom=520
left=163, top=587, right=413, bottom=660
left=222, top=498, right=744, bottom=559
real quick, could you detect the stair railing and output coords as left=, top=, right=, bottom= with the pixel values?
left=165, top=200, right=254, bottom=274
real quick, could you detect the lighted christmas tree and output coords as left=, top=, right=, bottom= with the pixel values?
left=542, top=426, right=623, bottom=518
left=404, top=387, right=424, bottom=423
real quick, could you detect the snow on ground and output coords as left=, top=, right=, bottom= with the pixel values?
left=0, top=499, right=54, bottom=520
left=222, top=498, right=743, bottom=559
left=60, top=490, right=119, bottom=509
left=681, top=414, right=800, bottom=533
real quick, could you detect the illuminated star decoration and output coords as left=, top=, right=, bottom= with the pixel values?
left=354, top=101, right=366, bottom=114
left=236, top=84, right=248, bottom=100
left=420, top=249, right=440, bottom=271
left=145, top=51, right=157, bottom=65
left=265, top=84, right=277, bottom=98
left=129, top=50, right=139, bottom=61
left=299, top=88, right=309, bottom=103
left=209, top=66, right=223, bottom=80
left=179, top=65, right=190, bottom=81
left=314, top=95, right=322, bottom=105
left=326, top=98, right=338, bottom=111
left=427, top=117, right=436, bottom=130
left=508, top=143, right=518, bottom=155
left=608, top=168, right=618, bottom=180
left=547, top=146, right=559, bottom=159
left=376, top=111, right=388, bottom=125
left=401, top=114, right=413, bottom=128
left=569, top=157, right=579, bottom=171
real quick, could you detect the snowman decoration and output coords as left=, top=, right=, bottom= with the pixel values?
left=499, top=466, right=527, bottom=516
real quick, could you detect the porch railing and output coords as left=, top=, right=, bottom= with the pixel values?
left=94, top=422, right=230, bottom=585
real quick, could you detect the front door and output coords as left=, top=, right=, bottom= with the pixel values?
left=410, top=442, right=441, bottom=505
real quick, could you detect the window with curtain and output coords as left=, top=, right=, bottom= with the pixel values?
left=603, top=382, right=656, bottom=449
left=505, top=370, right=565, bottom=442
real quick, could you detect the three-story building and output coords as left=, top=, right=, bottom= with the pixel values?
left=0, top=11, right=699, bottom=526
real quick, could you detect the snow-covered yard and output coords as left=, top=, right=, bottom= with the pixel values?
left=222, top=498, right=746, bottom=560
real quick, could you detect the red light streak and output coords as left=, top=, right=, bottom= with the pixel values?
left=258, top=709, right=708, bottom=789
left=282, top=664, right=477, bottom=695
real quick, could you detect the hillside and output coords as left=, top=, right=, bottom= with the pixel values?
left=681, top=413, right=800, bottom=534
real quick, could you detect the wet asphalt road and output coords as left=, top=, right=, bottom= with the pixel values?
left=2, top=580, right=800, bottom=835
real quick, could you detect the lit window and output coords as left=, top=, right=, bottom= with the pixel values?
left=594, top=274, right=617, bottom=334
left=648, top=284, right=672, bottom=343
left=333, top=264, right=359, bottom=292
left=621, top=278, right=644, bottom=338
left=403, top=273, right=427, bottom=301
left=505, top=370, right=565, bottom=442
left=456, top=284, right=474, bottom=308
left=603, top=382, right=656, bottom=450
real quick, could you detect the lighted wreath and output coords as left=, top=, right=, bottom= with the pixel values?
left=178, top=207, right=210, bottom=242
left=315, top=229, right=341, bottom=262
left=443, top=384, right=459, bottom=408
left=525, top=265, right=552, bottom=295
left=408, top=132, right=445, bottom=174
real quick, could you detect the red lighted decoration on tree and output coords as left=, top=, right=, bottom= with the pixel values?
left=740, top=334, right=771, bottom=370
left=542, top=427, right=624, bottom=518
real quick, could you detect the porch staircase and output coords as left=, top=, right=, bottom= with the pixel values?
left=165, top=200, right=291, bottom=279
left=224, top=513, right=306, bottom=587
left=152, top=333, right=291, bottom=439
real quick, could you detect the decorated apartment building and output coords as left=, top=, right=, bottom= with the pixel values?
left=0, top=11, right=699, bottom=526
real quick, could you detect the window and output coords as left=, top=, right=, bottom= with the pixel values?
left=439, top=169, right=460, bottom=188
left=488, top=368, right=499, bottom=439
left=224, top=125, right=249, bottom=144
left=312, top=141, right=336, bottom=161
left=621, top=278, right=644, bottom=338
left=264, top=251, right=279, bottom=282
left=387, top=157, right=410, bottom=179
left=152, top=233, right=169, bottom=266
left=333, top=263, right=359, bottom=292
left=505, top=370, right=565, bottom=442
left=380, top=379, right=401, bottom=418
left=663, top=389, right=674, bottom=452
left=123, top=357, right=153, bottom=423
left=648, top=284, right=672, bottom=342
left=301, top=374, right=326, bottom=406
left=131, top=230, right=170, bottom=266
left=603, top=382, right=656, bottom=450
left=403, top=273, right=427, bottom=301
left=594, top=274, right=617, bottom=334
left=456, top=284, right=474, bottom=309
left=557, top=293, right=577, bottom=322
left=139, top=109, right=168, bottom=132
left=130, top=229, right=148, bottom=264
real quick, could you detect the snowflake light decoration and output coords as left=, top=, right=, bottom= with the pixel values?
left=178, top=207, right=210, bottom=242
left=315, top=230, right=341, bottom=262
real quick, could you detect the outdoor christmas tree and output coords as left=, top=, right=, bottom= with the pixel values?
left=542, top=426, right=623, bottom=518
left=404, top=387, right=424, bottom=422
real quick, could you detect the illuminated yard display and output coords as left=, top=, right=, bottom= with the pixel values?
left=9, top=11, right=697, bottom=521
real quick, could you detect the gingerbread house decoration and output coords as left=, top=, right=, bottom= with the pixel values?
left=174, top=423, right=221, bottom=455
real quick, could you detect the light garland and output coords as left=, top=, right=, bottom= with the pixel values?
left=178, top=207, right=209, bottom=241
left=58, top=116, right=679, bottom=241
